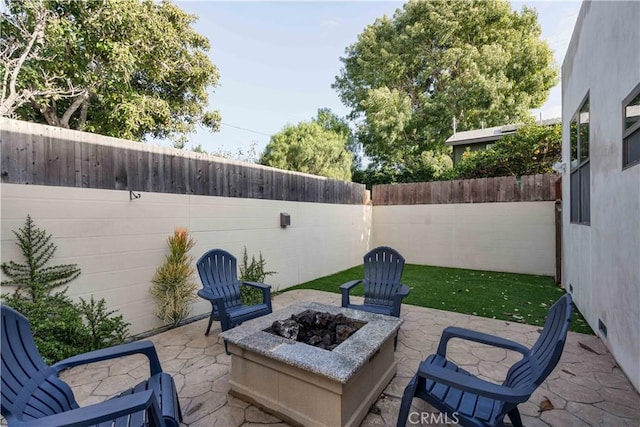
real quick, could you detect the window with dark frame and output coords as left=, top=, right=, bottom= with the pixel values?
left=570, top=95, right=590, bottom=224
left=623, top=83, right=640, bottom=168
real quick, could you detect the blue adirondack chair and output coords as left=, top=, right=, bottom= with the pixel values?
left=340, top=246, right=410, bottom=317
left=396, top=293, right=573, bottom=427
left=196, top=248, right=272, bottom=335
left=0, top=304, right=182, bottom=427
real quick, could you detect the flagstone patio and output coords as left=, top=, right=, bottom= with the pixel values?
left=58, top=290, right=639, bottom=426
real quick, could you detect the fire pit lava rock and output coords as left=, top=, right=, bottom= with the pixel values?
left=269, top=309, right=365, bottom=350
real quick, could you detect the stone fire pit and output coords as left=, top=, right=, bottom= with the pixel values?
left=220, top=302, right=402, bottom=427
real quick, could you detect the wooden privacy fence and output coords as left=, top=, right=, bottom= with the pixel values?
left=372, top=174, right=559, bottom=205
left=0, top=119, right=366, bottom=204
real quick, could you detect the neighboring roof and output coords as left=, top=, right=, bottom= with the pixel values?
left=445, top=117, right=561, bottom=146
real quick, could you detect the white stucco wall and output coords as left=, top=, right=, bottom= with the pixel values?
left=0, top=183, right=372, bottom=335
left=372, top=202, right=556, bottom=276
left=562, top=1, right=640, bottom=390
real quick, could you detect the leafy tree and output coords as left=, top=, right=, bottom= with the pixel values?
left=333, top=0, right=557, bottom=176
left=314, top=107, right=370, bottom=179
left=0, top=1, right=78, bottom=117
left=203, top=141, right=263, bottom=164
left=1, top=0, right=220, bottom=146
left=314, top=108, right=359, bottom=161
left=449, top=122, right=562, bottom=179
left=261, top=110, right=354, bottom=180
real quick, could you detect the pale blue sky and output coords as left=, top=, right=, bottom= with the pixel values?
left=166, top=1, right=582, bottom=155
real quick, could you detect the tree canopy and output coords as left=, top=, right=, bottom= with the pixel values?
left=1, top=0, right=220, bottom=146
left=261, top=110, right=354, bottom=181
left=333, top=0, right=557, bottom=176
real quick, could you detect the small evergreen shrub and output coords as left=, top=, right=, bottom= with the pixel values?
left=1, top=215, right=81, bottom=299
left=239, top=247, right=276, bottom=305
left=78, top=296, right=129, bottom=350
left=150, top=228, right=198, bottom=327
left=1, top=215, right=129, bottom=364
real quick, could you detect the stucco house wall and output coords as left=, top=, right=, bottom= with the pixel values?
left=561, top=1, right=640, bottom=390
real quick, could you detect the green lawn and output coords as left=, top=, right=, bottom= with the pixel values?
left=284, top=264, right=593, bottom=334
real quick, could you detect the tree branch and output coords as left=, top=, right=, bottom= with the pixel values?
left=7, top=11, right=47, bottom=103
left=60, top=90, right=89, bottom=128
left=31, top=98, right=58, bottom=127
left=78, top=97, right=90, bottom=129
left=1, top=6, right=83, bottom=118
left=1, top=45, right=21, bottom=103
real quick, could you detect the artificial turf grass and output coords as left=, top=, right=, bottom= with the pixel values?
left=285, top=264, right=593, bottom=335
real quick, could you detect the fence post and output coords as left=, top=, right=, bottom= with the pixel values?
left=554, top=177, right=563, bottom=284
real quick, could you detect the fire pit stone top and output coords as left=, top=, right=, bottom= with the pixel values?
left=219, top=301, right=403, bottom=384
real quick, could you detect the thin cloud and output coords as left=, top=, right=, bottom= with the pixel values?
left=320, top=18, right=340, bottom=29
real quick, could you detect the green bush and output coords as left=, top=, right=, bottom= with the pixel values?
left=3, top=292, right=90, bottom=363
left=352, top=165, right=435, bottom=189
left=452, top=122, right=562, bottom=179
left=239, top=247, right=276, bottom=305
left=352, top=150, right=453, bottom=188
left=1, top=215, right=129, bottom=364
left=78, top=296, right=129, bottom=350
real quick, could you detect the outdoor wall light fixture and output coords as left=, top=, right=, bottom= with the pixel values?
left=552, top=161, right=567, bottom=173
left=129, top=190, right=141, bottom=200
left=280, top=212, right=290, bottom=228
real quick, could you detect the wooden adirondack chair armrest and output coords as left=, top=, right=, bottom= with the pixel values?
left=388, top=284, right=410, bottom=317
left=197, top=289, right=226, bottom=307
left=396, top=284, right=410, bottom=297
left=340, top=279, right=363, bottom=291
left=14, top=390, right=163, bottom=427
left=436, top=326, right=530, bottom=357
left=51, top=340, right=163, bottom=376
left=198, top=290, right=229, bottom=317
left=417, top=363, right=531, bottom=404
left=242, top=281, right=271, bottom=291
left=197, top=288, right=220, bottom=301
left=340, top=280, right=363, bottom=307
left=242, top=281, right=272, bottom=309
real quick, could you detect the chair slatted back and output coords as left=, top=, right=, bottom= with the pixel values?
left=196, top=249, right=242, bottom=308
left=1, top=305, right=78, bottom=423
left=363, top=246, right=405, bottom=307
left=503, top=294, right=573, bottom=391
left=529, top=293, right=573, bottom=386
